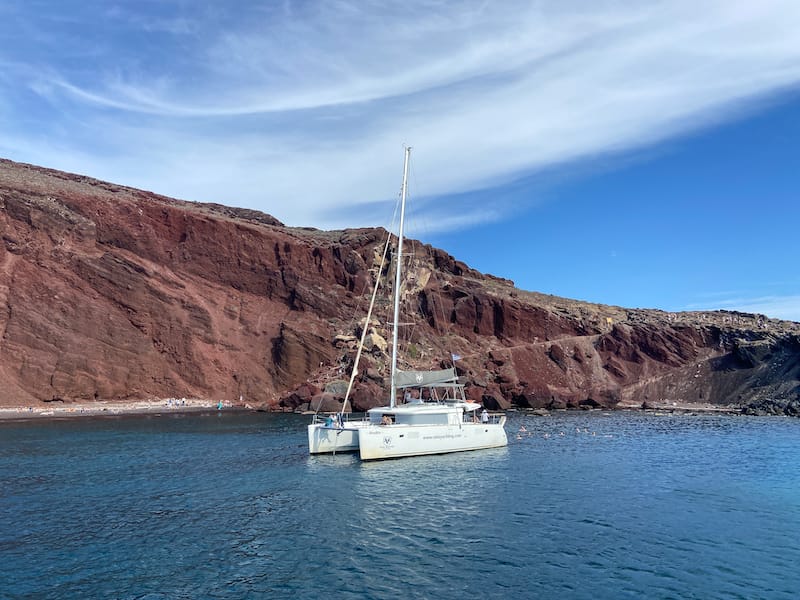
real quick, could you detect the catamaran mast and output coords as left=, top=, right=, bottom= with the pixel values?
left=390, top=146, right=411, bottom=408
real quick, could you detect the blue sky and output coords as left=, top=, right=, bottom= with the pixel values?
left=1, top=1, right=799, bottom=320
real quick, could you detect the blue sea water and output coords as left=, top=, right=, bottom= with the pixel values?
left=1, top=410, right=799, bottom=599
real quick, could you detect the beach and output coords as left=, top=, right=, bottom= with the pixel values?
left=0, top=398, right=247, bottom=420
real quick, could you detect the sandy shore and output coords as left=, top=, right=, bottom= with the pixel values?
left=0, top=398, right=251, bottom=421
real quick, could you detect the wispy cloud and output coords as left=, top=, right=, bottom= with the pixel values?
left=685, top=295, right=800, bottom=323
left=2, top=0, right=800, bottom=231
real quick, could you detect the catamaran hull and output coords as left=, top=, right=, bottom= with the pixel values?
left=358, top=419, right=508, bottom=460
left=307, top=424, right=361, bottom=454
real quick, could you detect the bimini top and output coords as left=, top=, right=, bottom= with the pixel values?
left=394, top=368, right=458, bottom=388
left=367, top=400, right=482, bottom=418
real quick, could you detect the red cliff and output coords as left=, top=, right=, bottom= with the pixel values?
left=2, top=158, right=799, bottom=412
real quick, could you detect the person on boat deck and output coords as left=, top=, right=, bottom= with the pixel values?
left=481, top=408, right=489, bottom=423
left=325, top=414, right=334, bottom=427
left=381, top=415, right=392, bottom=425
left=403, top=390, right=412, bottom=403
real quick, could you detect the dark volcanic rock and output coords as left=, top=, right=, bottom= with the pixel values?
left=741, top=398, right=800, bottom=417
left=2, top=157, right=800, bottom=412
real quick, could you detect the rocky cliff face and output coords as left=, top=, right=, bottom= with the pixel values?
left=2, top=157, right=799, bottom=411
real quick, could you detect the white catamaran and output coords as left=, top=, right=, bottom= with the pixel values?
left=307, top=147, right=507, bottom=460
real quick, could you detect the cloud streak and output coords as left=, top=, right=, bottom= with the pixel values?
left=2, top=0, right=800, bottom=232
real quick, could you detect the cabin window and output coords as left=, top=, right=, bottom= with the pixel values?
left=372, top=413, right=395, bottom=425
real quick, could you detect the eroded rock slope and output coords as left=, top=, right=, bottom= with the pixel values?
left=2, top=158, right=798, bottom=411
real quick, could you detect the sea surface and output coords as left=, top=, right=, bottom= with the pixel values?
left=1, top=410, right=799, bottom=599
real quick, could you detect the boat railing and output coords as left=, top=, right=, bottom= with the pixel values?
left=310, top=413, right=369, bottom=426
left=462, top=412, right=505, bottom=425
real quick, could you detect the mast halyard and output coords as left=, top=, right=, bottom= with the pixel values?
left=390, top=146, right=411, bottom=408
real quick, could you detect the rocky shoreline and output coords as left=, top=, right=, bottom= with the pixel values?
left=740, top=398, right=800, bottom=417
left=5, top=398, right=798, bottom=422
